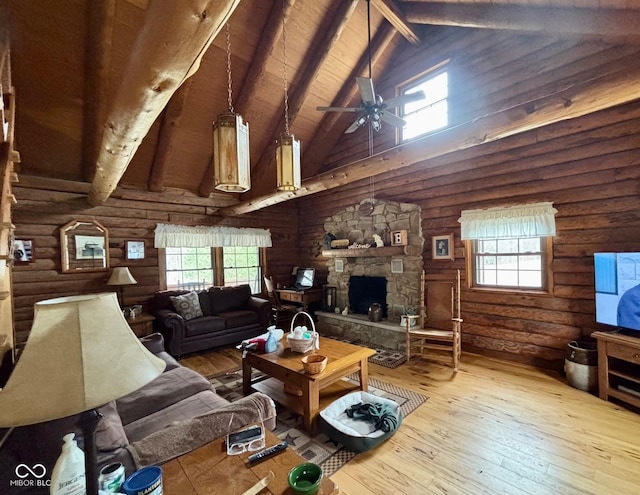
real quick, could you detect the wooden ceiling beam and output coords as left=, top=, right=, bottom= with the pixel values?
left=196, top=0, right=297, bottom=198
left=303, top=22, right=397, bottom=177
left=219, top=62, right=640, bottom=216
left=148, top=80, right=193, bottom=192
left=371, top=0, right=420, bottom=45
left=403, top=3, right=640, bottom=42
left=82, top=0, right=116, bottom=183
left=87, top=0, right=241, bottom=206
left=246, top=0, right=360, bottom=195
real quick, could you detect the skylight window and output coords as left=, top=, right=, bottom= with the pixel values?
left=400, top=70, right=448, bottom=141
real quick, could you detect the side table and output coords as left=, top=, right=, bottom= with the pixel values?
left=126, top=313, right=155, bottom=338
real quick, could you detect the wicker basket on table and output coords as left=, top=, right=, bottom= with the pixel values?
left=287, top=311, right=317, bottom=354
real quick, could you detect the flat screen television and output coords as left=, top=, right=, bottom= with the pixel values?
left=294, top=268, right=315, bottom=289
left=595, top=252, right=640, bottom=334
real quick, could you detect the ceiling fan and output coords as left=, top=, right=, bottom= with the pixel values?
left=316, top=0, right=425, bottom=134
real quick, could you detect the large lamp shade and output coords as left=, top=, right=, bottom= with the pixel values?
left=0, top=292, right=165, bottom=427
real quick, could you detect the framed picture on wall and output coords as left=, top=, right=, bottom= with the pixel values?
left=432, top=234, right=454, bottom=260
left=13, top=238, right=34, bottom=263
left=125, top=240, right=145, bottom=260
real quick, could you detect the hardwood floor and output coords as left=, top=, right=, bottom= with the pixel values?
left=180, top=349, right=640, bottom=495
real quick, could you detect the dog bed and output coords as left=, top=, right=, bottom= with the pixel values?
left=319, top=391, right=402, bottom=453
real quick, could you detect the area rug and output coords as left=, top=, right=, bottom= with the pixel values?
left=324, top=335, right=407, bottom=369
left=209, top=369, right=427, bottom=476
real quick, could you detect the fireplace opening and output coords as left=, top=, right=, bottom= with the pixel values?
left=349, top=276, right=387, bottom=318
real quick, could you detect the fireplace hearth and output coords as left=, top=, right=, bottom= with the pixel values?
left=349, top=275, right=387, bottom=318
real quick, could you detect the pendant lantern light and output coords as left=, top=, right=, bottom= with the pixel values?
left=275, top=0, right=301, bottom=191
left=213, top=23, right=251, bottom=193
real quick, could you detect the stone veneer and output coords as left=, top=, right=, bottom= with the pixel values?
left=323, top=199, right=424, bottom=320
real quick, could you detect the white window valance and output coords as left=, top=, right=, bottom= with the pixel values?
left=458, top=202, right=557, bottom=240
left=154, top=224, right=272, bottom=248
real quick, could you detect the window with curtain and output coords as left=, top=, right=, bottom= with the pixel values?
left=155, top=224, right=271, bottom=293
left=458, top=203, right=557, bottom=291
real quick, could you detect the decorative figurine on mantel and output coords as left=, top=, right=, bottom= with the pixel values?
left=323, top=233, right=336, bottom=250
left=373, top=234, right=384, bottom=247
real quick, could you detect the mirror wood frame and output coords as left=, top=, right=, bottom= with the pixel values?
left=60, top=219, right=110, bottom=273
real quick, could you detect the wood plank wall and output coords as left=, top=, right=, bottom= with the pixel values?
left=299, top=28, right=640, bottom=370
left=11, top=177, right=299, bottom=346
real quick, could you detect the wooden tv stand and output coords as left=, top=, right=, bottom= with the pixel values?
left=593, top=331, right=640, bottom=409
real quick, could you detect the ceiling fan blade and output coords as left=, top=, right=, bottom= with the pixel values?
left=380, top=110, right=407, bottom=128
left=356, top=76, right=376, bottom=105
left=316, top=106, right=362, bottom=113
left=345, top=114, right=368, bottom=134
left=383, top=90, right=426, bottom=109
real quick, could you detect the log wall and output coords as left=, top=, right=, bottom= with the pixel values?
left=299, top=28, right=640, bottom=370
left=11, top=177, right=299, bottom=346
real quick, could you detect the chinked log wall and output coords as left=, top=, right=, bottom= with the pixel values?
left=299, top=28, right=640, bottom=370
left=11, top=177, right=298, bottom=346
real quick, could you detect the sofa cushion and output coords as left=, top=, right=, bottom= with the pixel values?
left=217, top=310, right=259, bottom=329
left=209, top=285, right=251, bottom=314
left=124, top=390, right=228, bottom=443
left=198, top=290, right=213, bottom=316
left=185, top=316, right=226, bottom=337
left=170, top=291, right=204, bottom=321
left=116, top=367, right=214, bottom=426
left=96, top=401, right=129, bottom=452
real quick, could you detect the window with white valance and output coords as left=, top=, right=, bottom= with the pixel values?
left=458, top=203, right=557, bottom=291
left=154, top=224, right=272, bottom=248
left=458, top=202, right=557, bottom=240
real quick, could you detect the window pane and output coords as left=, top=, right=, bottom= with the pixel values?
left=401, top=70, right=448, bottom=141
left=472, top=237, right=548, bottom=290
left=164, top=247, right=214, bottom=290
left=222, top=246, right=261, bottom=293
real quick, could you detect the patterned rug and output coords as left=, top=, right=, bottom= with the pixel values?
left=324, top=335, right=407, bottom=369
left=209, top=369, right=427, bottom=476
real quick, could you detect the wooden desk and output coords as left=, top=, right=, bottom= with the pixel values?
left=243, top=337, right=376, bottom=433
left=276, top=288, right=323, bottom=310
left=162, top=429, right=339, bottom=494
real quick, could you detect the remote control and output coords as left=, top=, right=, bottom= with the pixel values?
left=247, top=441, right=288, bottom=464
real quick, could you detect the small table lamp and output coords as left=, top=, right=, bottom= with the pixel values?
left=0, top=293, right=166, bottom=495
left=107, top=266, right=137, bottom=306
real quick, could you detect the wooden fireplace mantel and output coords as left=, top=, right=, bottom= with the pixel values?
left=321, top=246, right=408, bottom=258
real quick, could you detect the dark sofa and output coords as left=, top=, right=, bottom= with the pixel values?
left=0, top=333, right=277, bottom=491
left=148, top=284, right=271, bottom=357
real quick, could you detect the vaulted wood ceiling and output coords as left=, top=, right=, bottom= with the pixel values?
left=5, top=0, right=640, bottom=212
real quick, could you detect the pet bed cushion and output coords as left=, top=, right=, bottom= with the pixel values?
left=319, top=391, right=402, bottom=453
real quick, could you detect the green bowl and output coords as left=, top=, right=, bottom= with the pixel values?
left=287, top=462, right=323, bottom=495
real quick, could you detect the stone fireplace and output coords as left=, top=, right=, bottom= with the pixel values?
left=349, top=275, right=388, bottom=318
left=316, top=199, right=424, bottom=350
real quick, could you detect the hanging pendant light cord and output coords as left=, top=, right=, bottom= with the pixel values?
left=225, top=23, right=234, bottom=114
left=282, top=0, right=290, bottom=137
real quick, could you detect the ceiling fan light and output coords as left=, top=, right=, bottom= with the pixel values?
left=213, top=113, right=251, bottom=193
left=276, top=134, right=301, bottom=192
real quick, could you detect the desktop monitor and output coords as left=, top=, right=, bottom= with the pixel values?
left=294, top=268, right=315, bottom=289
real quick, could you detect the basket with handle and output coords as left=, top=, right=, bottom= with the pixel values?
left=287, top=311, right=318, bottom=353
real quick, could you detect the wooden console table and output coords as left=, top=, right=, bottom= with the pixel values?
left=276, top=288, right=323, bottom=310
left=593, top=331, right=640, bottom=409
left=162, top=429, right=339, bottom=494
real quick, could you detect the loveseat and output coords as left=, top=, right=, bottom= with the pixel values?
left=0, top=333, right=276, bottom=489
left=148, top=284, right=271, bottom=357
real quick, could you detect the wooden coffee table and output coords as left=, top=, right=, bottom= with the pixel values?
left=243, top=337, right=376, bottom=433
left=162, top=429, right=339, bottom=494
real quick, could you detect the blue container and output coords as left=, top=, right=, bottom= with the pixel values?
left=121, top=466, right=162, bottom=495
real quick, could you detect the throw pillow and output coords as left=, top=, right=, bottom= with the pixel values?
left=170, top=291, right=203, bottom=321
left=95, top=401, right=129, bottom=452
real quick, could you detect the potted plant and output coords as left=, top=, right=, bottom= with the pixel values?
left=400, top=306, right=418, bottom=328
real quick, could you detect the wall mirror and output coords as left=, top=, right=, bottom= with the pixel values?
left=60, top=220, right=109, bottom=273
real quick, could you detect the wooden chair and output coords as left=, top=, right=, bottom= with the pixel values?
left=263, top=275, right=299, bottom=328
left=406, top=270, right=462, bottom=371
